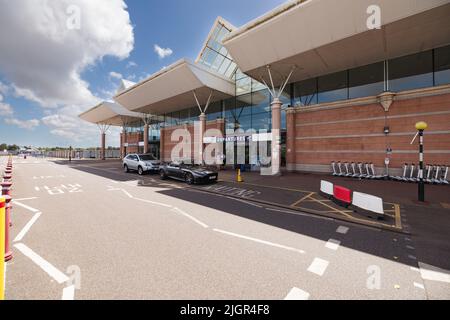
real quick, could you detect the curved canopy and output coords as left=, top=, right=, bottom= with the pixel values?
left=114, top=59, right=235, bottom=115
left=79, top=101, right=142, bottom=126
left=223, top=0, right=450, bottom=86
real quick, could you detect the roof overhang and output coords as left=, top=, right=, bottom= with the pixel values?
left=114, top=59, right=235, bottom=114
left=79, top=101, right=142, bottom=127
left=223, top=0, right=450, bottom=86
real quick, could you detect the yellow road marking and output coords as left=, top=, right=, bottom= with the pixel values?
left=290, top=192, right=315, bottom=207
left=394, top=204, right=402, bottom=229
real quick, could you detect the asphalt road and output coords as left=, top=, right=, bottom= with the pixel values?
left=3, top=157, right=448, bottom=300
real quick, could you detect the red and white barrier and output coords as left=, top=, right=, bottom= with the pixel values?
left=320, top=180, right=334, bottom=197
left=352, top=192, right=384, bottom=216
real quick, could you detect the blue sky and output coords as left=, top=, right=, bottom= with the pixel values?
left=0, top=0, right=286, bottom=148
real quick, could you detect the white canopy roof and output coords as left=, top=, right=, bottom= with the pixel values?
left=114, top=59, right=235, bottom=114
left=223, top=0, right=450, bottom=86
left=79, top=101, right=142, bottom=126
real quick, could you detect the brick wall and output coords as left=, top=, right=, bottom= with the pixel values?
left=288, top=86, right=450, bottom=173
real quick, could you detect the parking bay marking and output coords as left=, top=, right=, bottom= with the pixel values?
left=14, top=211, right=42, bottom=242
left=213, top=228, right=305, bottom=254
left=14, top=243, right=69, bottom=284
left=284, top=287, right=310, bottom=300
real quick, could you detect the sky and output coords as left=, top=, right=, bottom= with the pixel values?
left=0, top=0, right=287, bottom=148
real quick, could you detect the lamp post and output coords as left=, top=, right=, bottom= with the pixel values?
left=415, top=121, right=428, bottom=202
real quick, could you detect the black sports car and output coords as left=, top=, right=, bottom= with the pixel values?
left=159, top=162, right=218, bottom=185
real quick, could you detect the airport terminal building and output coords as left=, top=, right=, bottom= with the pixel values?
left=79, top=0, right=450, bottom=174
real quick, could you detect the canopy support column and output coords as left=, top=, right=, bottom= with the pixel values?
left=260, top=65, right=296, bottom=176
left=193, top=90, right=214, bottom=164
left=98, top=123, right=110, bottom=161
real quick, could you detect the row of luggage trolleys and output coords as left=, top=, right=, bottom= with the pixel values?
left=331, top=161, right=449, bottom=185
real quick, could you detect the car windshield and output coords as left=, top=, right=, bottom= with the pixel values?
left=139, top=155, right=156, bottom=161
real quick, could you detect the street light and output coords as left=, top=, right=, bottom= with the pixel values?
left=415, top=121, right=428, bottom=202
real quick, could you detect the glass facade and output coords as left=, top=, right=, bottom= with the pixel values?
left=197, top=20, right=238, bottom=79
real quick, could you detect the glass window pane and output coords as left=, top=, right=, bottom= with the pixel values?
left=225, top=62, right=237, bottom=78
left=211, top=53, right=225, bottom=71
left=252, top=89, right=271, bottom=114
left=435, top=45, right=450, bottom=86
left=388, top=51, right=433, bottom=92
left=293, top=78, right=317, bottom=106
left=318, top=71, right=348, bottom=104
left=349, top=62, right=384, bottom=98
left=206, top=101, right=223, bottom=121
left=218, top=58, right=231, bottom=75
left=251, top=112, right=271, bottom=131
left=236, top=94, right=252, bottom=117
left=236, top=77, right=251, bottom=95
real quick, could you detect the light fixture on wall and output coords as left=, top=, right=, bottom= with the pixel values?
left=384, top=126, right=390, bottom=135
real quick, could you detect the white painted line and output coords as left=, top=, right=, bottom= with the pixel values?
left=406, top=245, right=415, bottom=250
left=336, top=226, right=349, bottom=234
left=213, top=228, right=305, bottom=254
left=62, top=285, right=75, bottom=300
left=14, top=197, right=38, bottom=201
left=307, top=258, right=329, bottom=276
left=226, top=196, right=262, bottom=208
left=408, top=255, right=417, bottom=260
left=284, top=287, right=310, bottom=300
left=14, top=243, right=69, bottom=284
left=14, top=212, right=42, bottom=242
left=414, top=282, right=425, bottom=290
left=405, top=237, right=412, bottom=242
left=34, top=187, right=40, bottom=192
left=266, top=207, right=333, bottom=221
left=121, top=189, right=133, bottom=199
left=172, top=207, right=209, bottom=229
left=418, top=262, right=450, bottom=284
left=12, top=200, right=40, bottom=213
left=133, top=197, right=173, bottom=208
left=325, top=239, right=341, bottom=251
left=410, top=267, right=420, bottom=272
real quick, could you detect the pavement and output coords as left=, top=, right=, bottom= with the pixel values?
left=2, top=156, right=449, bottom=300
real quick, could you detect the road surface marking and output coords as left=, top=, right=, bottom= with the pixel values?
left=336, top=226, right=349, bottom=234
left=172, top=207, right=209, bottom=229
left=265, top=207, right=333, bottom=221
left=121, top=189, right=133, bottom=199
left=414, top=282, right=425, bottom=290
left=307, top=258, right=329, bottom=276
left=14, top=243, right=69, bottom=284
left=325, top=239, right=341, bottom=251
left=14, top=212, right=42, bottom=242
left=418, top=262, right=450, bottom=284
left=410, top=267, right=420, bottom=272
left=406, top=245, right=415, bottom=250
left=284, top=287, right=310, bottom=300
left=291, top=192, right=315, bottom=207
left=226, top=197, right=263, bottom=208
left=13, top=200, right=40, bottom=213
left=408, top=255, right=417, bottom=260
left=133, top=197, right=173, bottom=208
left=213, top=229, right=305, bottom=254
left=34, top=187, right=40, bottom=192
left=62, top=285, right=75, bottom=300
left=14, top=197, right=38, bottom=201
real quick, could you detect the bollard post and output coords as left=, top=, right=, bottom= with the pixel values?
left=0, top=196, right=5, bottom=300
left=1, top=182, right=12, bottom=197
left=415, top=122, right=428, bottom=202
left=237, top=169, right=243, bottom=183
left=3, top=195, right=12, bottom=262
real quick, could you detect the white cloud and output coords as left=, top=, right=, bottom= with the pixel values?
left=109, top=71, right=123, bottom=80
left=154, top=44, right=173, bottom=59
left=0, top=0, right=135, bottom=144
left=0, top=94, right=14, bottom=116
left=5, top=118, right=40, bottom=130
left=126, top=61, right=137, bottom=68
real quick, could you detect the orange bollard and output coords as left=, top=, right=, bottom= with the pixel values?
left=1, top=182, right=12, bottom=197
left=3, top=195, right=12, bottom=262
left=0, top=196, right=5, bottom=300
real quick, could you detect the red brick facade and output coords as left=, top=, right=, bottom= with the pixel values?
left=287, top=86, right=450, bottom=174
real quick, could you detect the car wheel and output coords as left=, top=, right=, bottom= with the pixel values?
left=124, top=164, right=129, bottom=173
left=185, top=173, right=194, bottom=185
left=138, top=166, right=144, bottom=176
left=160, top=169, right=167, bottom=180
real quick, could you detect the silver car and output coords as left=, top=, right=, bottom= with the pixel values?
left=123, top=154, right=160, bottom=175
